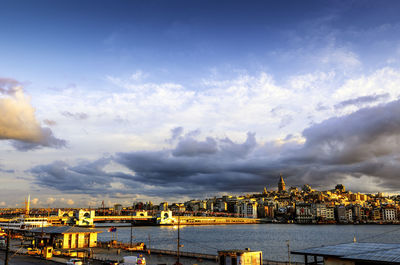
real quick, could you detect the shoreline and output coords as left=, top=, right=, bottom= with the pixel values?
left=94, top=221, right=400, bottom=227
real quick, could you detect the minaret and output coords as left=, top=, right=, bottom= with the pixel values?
left=25, top=194, right=30, bottom=216
left=278, top=174, right=286, bottom=192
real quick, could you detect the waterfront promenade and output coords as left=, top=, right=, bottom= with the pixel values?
left=97, top=223, right=400, bottom=262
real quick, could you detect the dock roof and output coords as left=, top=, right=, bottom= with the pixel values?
left=292, top=243, right=400, bottom=264
left=30, top=226, right=101, bottom=234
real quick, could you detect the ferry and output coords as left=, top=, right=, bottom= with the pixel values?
left=0, top=217, right=50, bottom=230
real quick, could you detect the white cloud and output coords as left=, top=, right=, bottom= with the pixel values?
left=27, top=66, right=400, bottom=157
left=334, top=67, right=400, bottom=102
left=46, top=197, right=56, bottom=204
left=319, top=47, right=361, bottom=69
left=3, top=64, right=400, bottom=204
left=287, top=71, right=335, bottom=91
left=0, top=78, right=66, bottom=150
left=0, top=80, right=44, bottom=142
left=130, top=70, right=149, bottom=81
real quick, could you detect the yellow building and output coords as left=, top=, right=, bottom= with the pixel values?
left=30, top=226, right=101, bottom=249
left=218, top=249, right=262, bottom=265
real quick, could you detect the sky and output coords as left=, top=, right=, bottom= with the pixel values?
left=1, top=0, right=400, bottom=207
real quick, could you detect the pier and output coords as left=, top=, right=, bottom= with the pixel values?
left=93, top=215, right=260, bottom=225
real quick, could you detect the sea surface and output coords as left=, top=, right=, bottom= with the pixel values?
left=97, top=224, right=400, bottom=262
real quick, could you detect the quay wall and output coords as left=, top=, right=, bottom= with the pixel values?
left=177, top=216, right=260, bottom=225
left=93, top=216, right=261, bottom=225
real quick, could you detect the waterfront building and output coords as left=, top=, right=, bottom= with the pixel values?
left=352, top=205, right=361, bottom=222
left=234, top=201, right=257, bottom=218
left=206, top=200, right=214, bottom=211
left=315, top=203, right=327, bottom=220
left=199, top=201, right=207, bottom=210
left=326, top=207, right=335, bottom=221
left=243, top=201, right=258, bottom=218
left=218, top=249, right=262, bottom=265
left=30, top=226, right=100, bottom=249
left=360, top=207, right=370, bottom=221
left=336, top=205, right=347, bottom=223
left=187, top=200, right=200, bottom=212
left=159, top=202, right=169, bottom=211
left=256, top=205, right=268, bottom=218
left=372, top=208, right=382, bottom=221
left=345, top=207, right=353, bottom=223
left=278, top=174, right=286, bottom=192
left=383, top=207, right=397, bottom=221
left=295, top=203, right=316, bottom=223
left=114, top=204, right=122, bottom=215
left=257, top=203, right=274, bottom=219
left=215, top=201, right=228, bottom=212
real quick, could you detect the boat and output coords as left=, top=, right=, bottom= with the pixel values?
left=0, top=216, right=50, bottom=230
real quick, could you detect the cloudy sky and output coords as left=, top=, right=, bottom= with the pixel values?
left=1, top=0, right=400, bottom=207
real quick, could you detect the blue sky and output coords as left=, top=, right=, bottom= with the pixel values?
left=1, top=1, right=400, bottom=207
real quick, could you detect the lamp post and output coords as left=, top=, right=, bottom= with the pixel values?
left=130, top=211, right=133, bottom=248
left=176, top=214, right=182, bottom=265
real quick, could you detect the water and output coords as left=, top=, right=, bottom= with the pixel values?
left=97, top=224, right=400, bottom=261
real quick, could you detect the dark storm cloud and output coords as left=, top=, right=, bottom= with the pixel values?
left=31, top=158, right=135, bottom=195
left=172, top=137, right=217, bottom=156
left=334, top=93, right=389, bottom=110
left=31, top=99, right=400, bottom=197
left=299, top=99, right=400, bottom=164
left=61, top=111, right=89, bottom=120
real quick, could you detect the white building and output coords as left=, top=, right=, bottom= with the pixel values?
left=315, top=204, right=327, bottom=220
left=242, top=202, right=258, bottom=218
left=383, top=207, right=397, bottom=221
left=295, top=203, right=316, bottom=223
left=215, top=201, right=227, bottom=212
left=326, top=207, right=335, bottom=221
left=346, top=208, right=353, bottom=222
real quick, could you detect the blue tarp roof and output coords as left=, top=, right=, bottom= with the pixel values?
left=292, top=243, right=400, bottom=264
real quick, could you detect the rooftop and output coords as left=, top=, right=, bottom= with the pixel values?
left=30, top=226, right=101, bottom=234
left=218, top=249, right=261, bottom=254
left=292, top=243, right=400, bottom=264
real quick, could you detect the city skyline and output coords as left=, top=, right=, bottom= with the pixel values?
left=1, top=1, right=400, bottom=207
